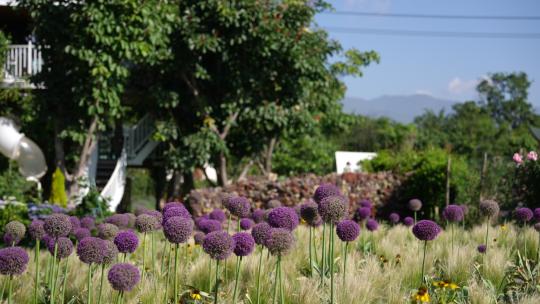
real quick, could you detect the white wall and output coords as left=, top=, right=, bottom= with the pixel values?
left=335, top=151, right=377, bottom=174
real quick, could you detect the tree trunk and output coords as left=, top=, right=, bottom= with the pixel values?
left=151, top=166, right=167, bottom=210
left=180, top=171, right=194, bottom=197
left=217, top=152, right=229, bottom=186
left=237, top=160, right=253, bottom=181
left=67, top=117, right=98, bottom=200
left=166, top=170, right=183, bottom=200
left=264, top=137, right=277, bottom=175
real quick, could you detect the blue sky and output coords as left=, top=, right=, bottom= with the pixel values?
left=316, top=0, right=540, bottom=105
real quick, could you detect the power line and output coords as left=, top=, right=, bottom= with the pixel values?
left=322, top=11, right=540, bottom=21
left=325, top=27, right=540, bottom=39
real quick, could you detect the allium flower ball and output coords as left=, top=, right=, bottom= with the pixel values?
left=143, top=210, right=163, bottom=228
left=194, top=215, right=209, bottom=229
left=232, top=232, right=255, bottom=256
left=265, top=228, right=295, bottom=256
left=98, top=223, right=119, bottom=240
left=3, top=221, right=26, bottom=245
left=354, top=207, right=371, bottom=222
left=336, top=220, right=360, bottom=242
left=313, top=183, right=341, bottom=204
left=163, top=216, right=194, bottom=244
left=513, top=152, right=523, bottom=164
left=534, top=222, right=540, bottom=232
left=44, top=213, right=72, bottom=238
left=267, top=199, right=282, bottom=209
left=251, top=222, right=271, bottom=246
left=108, top=263, right=140, bottom=292
left=73, top=228, right=91, bottom=241
left=358, top=200, right=372, bottom=209
left=135, top=214, right=160, bottom=233
left=388, top=213, right=400, bottom=224
left=527, top=151, right=538, bottom=161
left=101, top=240, right=118, bottom=265
left=479, top=200, right=500, bottom=218
left=125, top=213, right=136, bottom=228
left=240, top=218, right=254, bottom=230
left=318, top=195, right=348, bottom=224
left=42, top=235, right=53, bottom=248
left=251, top=209, right=266, bottom=223
left=193, top=232, right=205, bottom=245
left=163, top=207, right=192, bottom=223
left=203, top=231, right=235, bottom=260
left=412, top=220, right=441, bottom=241
left=533, top=208, right=540, bottom=222
left=0, top=247, right=29, bottom=275
left=105, top=214, right=129, bottom=229
left=29, top=219, right=46, bottom=241
left=514, top=207, right=533, bottom=223
left=69, top=216, right=81, bottom=233
left=114, top=230, right=139, bottom=253
left=199, top=219, right=222, bottom=234
left=442, top=205, right=464, bottom=223
left=77, top=237, right=106, bottom=264
left=403, top=217, right=414, bottom=227
left=366, top=219, right=379, bottom=232
left=300, top=201, right=320, bottom=226
left=477, top=244, right=487, bottom=254
left=47, top=237, right=73, bottom=259
left=80, top=216, right=95, bottom=230
left=267, top=207, right=299, bottom=231
left=209, top=209, right=227, bottom=223
left=134, top=207, right=148, bottom=216
left=408, top=199, right=422, bottom=212
left=226, top=196, right=251, bottom=218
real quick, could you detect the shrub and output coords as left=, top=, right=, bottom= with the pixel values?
left=49, top=167, right=68, bottom=207
left=0, top=198, right=29, bottom=235
left=507, top=151, right=540, bottom=208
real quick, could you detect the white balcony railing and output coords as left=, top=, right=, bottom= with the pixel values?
left=2, top=42, right=43, bottom=83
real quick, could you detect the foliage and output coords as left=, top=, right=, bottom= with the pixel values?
left=49, top=167, right=68, bottom=207
left=0, top=197, right=29, bottom=235
left=0, top=163, right=37, bottom=203
left=507, top=152, right=540, bottom=208
left=73, top=186, right=110, bottom=219
left=363, top=148, right=479, bottom=217
left=0, top=30, right=8, bottom=80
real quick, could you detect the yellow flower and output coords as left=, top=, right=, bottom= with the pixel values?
left=501, top=224, right=507, bottom=231
left=449, top=283, right=459, bottom=290
left=413, top=287, right=430, bottom=303
left=300, top=218, right=307, bottom=225
left=190, top=290, right=202, bottom=300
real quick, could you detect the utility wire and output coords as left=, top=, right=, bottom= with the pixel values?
left=322, top=11, right=540, bottom=21
left=325, top=27, right=540, bottom=39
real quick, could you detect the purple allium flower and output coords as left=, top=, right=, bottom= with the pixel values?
left=477, top=244, right=486, bottom=254
left=336, top=220, right=360, bottom=242
left=69, top=216, right=81, bottom=233
left=105, top=214, right=129, bottom=229
left=514, top=207, right=534, bottom=223
left=77, top=237, right=106, bottom=264
left=209, top=209, right=227, bottom=223
left=199, top=219, right=222, bottom=234
left=251, top=222, right=271, bottom=246
left=114, top=230, right=139, bottom=253
left=403, top=217, right=414, bottom=227
left=44, top=213, right=72, bottom=238
left=459, top=205, right=469, bottom=215
left=125, top=213, right=136, bottom=228
left=143, top=210, right=163, bottom=228
left=162, top=202, right=186, bottom=214
left=318, top=195, right=348, bottom=224
left=479, top=200, right=499, bottom=218
left=73, top=228, right=91, bottom=241
left=134, top=207, right=148, bottom=216
left=267, top=207, right=299, bottom=231
left=163, top=216, right=194, bottom=244
left=226, top=197, right=251, bottom=218
left=42, top=235, right=54, bottom=248
left=135, top=214, right=160, bottom=233
left=232, top=232, right=255, bottom=256
left=107, top=263, right=140, bottom=291
left=533, top=208, right=540, bottom=222
left=366, top=219, right=379, bottom=232
left=408, top=199, right=422, bottom=212
left=300, top=201, right=321, bottom=226
left=442, top=205, right=464, bottom=223
left=313, top=183, right=341, bottom=204
left=80, top=216, right=95, bottom=230
left=100, top=240, right=118, bottom=265
left=240, top=218, right=254, bottom=230
left=203, top=231, right=235, bottom=260
left=265, top=228, right=295, bottom=256
left=47, top=237, right=73, bottom=259
left=388, top=213, right=400, bottom=224
left=29, top=220, right=46, bottom=241
left=267, top=200, right=282, bottom=209
left=0, top=247, right=29, bottom=275
left=358, top=200, right=372, bottom=209
left=251, top=209, right=266, bottom=224
left=3, top=221, right=26, bottom=245
left=194, top=215, right=210, bottom=229
left=412, top=220, right=441, bottom=241
left=354, top=207, right=371, bottom=222
left=194, top=232, right=205, bottom=245
left=534, top=222, right=540, bottom=232
left=98, top=223, right=119, bottom=240
left=163, top=207, right=192, bottom=223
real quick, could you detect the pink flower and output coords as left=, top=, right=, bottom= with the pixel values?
left=527, top=151, right=538, bottom=161
left=513, top=153, right=523, bottom=164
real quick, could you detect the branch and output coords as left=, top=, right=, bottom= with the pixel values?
left=237, top=160, right=254, bottom=182
left=181, top=73, right=199, bottom=97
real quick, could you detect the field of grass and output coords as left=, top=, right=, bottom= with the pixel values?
left=4, top=221, right=540, bottom=303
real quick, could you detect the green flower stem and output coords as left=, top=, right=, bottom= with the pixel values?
left=142, top=232, right=147, bottom=279
left=420, top=241, right=427, bottom=285
left=214, top=260, right=220, bottom=304
left=87, top=264, right=93, bottom=304
left=232, top=256, right=242, bottom=303
left=61, top=259, right=69, bottom=304
left=237, top=220, right=241, bottom=232
left=342, top=242, right=349, bottom=291
left=537, top=233, right=540, bottom=261
left=208, top=259, right=213, bottom=292
left=272, top=257, right=279, bottom=304
left=320, top=223, right=326, bottom=284
left=50, top=242, right=59, bottom=304
left=451, top=223, right=455, bottom=255
left=330, top=223, right=335, bottom=304
left=174, top=244, right=179, bottom=304
left=7, top=275, right=13, bottom=304
left=162, top=245, right=172, bottom=304
left=485, top=217, right=490, bottom=252
left=97, top=264, right=105, bottom=304
left=0, top=277, right=6, bottom=303
left=327, top=226, right=332, bottom=272
left=151, top=233, right=156, bottom=273
left=256, top=247, right=263, bottom=304
left=33, top=240, right=40, bottom=304
left=279, top=256, right=284, bottom=304
left=414, top=211, right=417, bottom=224
left=160, top=242, right=169, bottom=274
left=309, top=226, right=313, bottom=276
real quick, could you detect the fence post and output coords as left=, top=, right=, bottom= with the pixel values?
left=27, top=41, right=32, bottom=75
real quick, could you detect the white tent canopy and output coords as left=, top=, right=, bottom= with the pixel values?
left=335, top=151, right=377, bottom=174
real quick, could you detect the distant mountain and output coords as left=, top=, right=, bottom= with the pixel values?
left=341, top=94, right=459, bottom=123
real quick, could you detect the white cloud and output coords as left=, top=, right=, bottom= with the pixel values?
left=415, top=89, right=433, bottom=96
left=447, top=77, right=478, bottom=95
left=344, top=0, right=391, bottom=13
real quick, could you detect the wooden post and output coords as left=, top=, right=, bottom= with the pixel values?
left=445, top=155, right=451, bottom=206
left=479, top=152, right=488, bottom=201
left=27, top=41, right=32, bottom=75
